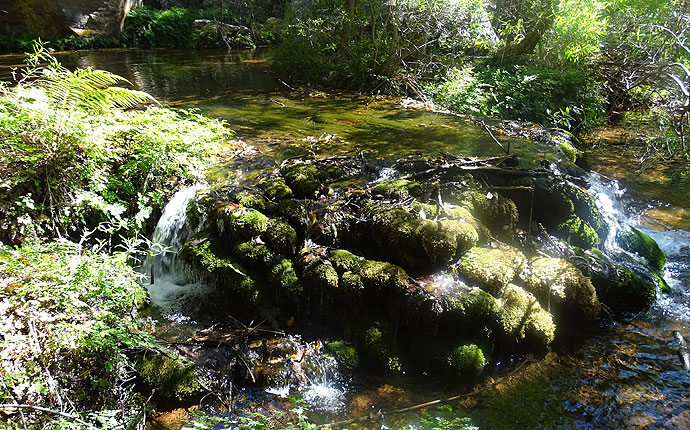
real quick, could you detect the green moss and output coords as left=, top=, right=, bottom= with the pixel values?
left=216, top=206, right=268, bottom=240
left=559, top=142, right=580, bottom=164
left=263, top=218, right=298, bottom=256
left=358, top=260, right=409, bottom=291
left=655, top=272, right=671, bottom=293
left=231, top=190, right=277, bottom=214
left=441, top=285, right=502, bottom=333
left=520, top=257, right=600, bottom=320
left=361, top=325, right=402, bottom=372
left=233, top=241, right=274, bottom=271
left=283, top=163, right=322, bottom=197
left=458, top=246, right=526, bottom=295
left=259, top=176, right=293, bottom=200
left=457, top=191, right=519, bottom=236
left=330, top=249, right=364, bottom=274
left=372, top=180, right=423, bottom=199
left=420, top=219, right=479, bottom=264
left=617, top=227, right=667, bottom=272
left=269, top=259, right=302, bottom=298
left=325, top=165, right=346, bottom=180
left=278, top=199, right=309, bottom=231
left=304, top=258, right=339, bottom=290
left=136, top=353, right=202, bottom=400
left=341, top=271, right=364, bottom=293
left=499, top=284, right=555, bottom=347
left=448, top=343, right=485, bottom=377
left=326, top=340, right=360, bottom=370
left=556, top=215, right=600, bottom=249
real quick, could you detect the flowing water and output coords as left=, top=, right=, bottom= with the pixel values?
left=2, top=49, right=688, bottom=429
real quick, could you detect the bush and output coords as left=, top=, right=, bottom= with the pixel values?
left=0, top=44, right=232, bottom=244
left=121, top=7, right=197, bottom=48
left=0, top=240, right=155, bottom=428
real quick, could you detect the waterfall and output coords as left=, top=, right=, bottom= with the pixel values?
left=585, top=172, right=637, bottom=253
left=141, top=183, right=208, bottom=320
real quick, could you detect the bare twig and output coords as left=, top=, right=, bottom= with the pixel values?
left=0, top=404, right=98, bottom=429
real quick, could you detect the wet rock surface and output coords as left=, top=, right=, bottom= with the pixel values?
left=168, top=153, right=667, bottom=385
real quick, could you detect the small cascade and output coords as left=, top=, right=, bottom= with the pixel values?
left=585, top=172, right=638, bottom=253
left=141, top=183, right=208, bottom=320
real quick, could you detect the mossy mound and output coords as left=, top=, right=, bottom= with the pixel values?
left=458, top=246, right=526, bottom=295
left=358, top=260, right=409, bottom=291
left=136, top=353, right=202, bottom=400
left=455, top=190, right=519, bottom=236
left=278, top=199, right=309, bottom=232
left=269, top=259, right=302, bottom=299
left=282, top=163, right=322, bottom=197
left=498, top=284, right=555, bottom=348
left=230, top=190, right=277, bottom=214
left=233, top=240, right=275, bottom=271
left=372, top=180, right=423, bottom=199
left=302, top=257, right=339, bottom=291
left=447, top=343, right=486, bottom=377
left=180, top=239, right=260, bottom=304
left=520, top=257, right=600, bottom=320
left=556, top=215, right=600, bottom=249
left=260, top=176, right=293, bottom=200
left=440, top=284, right=502, bottom=333
left=366, top=204, right=479, bottom=270
left=616, top=227, right=667, bottom=272
left=330, top=249, right=364, bottom=274
left=216, top=206, right=268, bottom=240
left=326, top=340, right=360, bottom=370
left=264, top=218, right=298, bottom=256
left=360, top=325, right=402, bottom=372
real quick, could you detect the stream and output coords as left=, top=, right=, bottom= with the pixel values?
left=1, top=49, right=688, bottom=429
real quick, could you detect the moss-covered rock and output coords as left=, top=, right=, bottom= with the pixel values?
left=233, top=240, right=275, bottom=271
left=341, top=271, right=365, bottom=294
left=499, top=284, right=555, bottom=348
left=440, top=285, right=502, bottom=332
left=269, top=259, right=302, bottom=299
left=458, top=246, right=526, bottom=295
left=520, top=257, right=600, bottom=320
left=216, top=206, right=268, bottom=240
left=260, top=176, right=293, bottom=200
left=136, top=353, right=202, bottom=400
left=330, top=249, right=364, bottom=274
left=303, top=258, right=339, bottom=290
left=455, top=190, right=519, bottom=236
left=419, top=219, right=479, bottom=265
left=616, top=227, right=667, bottom=272
left=358, top=260, right=409, bottom=292
left=326, top=340, right=360, bottom=370
left=264, top=218, right=298, bottom=256
left=360, top=325, right=402, bottom=372
left=278, top=199, right=309, bottom=232
left=372, top=180, right=423, bottom=199
left=556, top=215, right=600, bottom=249
left=230, top=190, right=277, bottom=214
left=448, top=343, right=485, bottom=377
left=283, top=163, right=322, bottom=197
left=180, top=239, right=260, bottom=304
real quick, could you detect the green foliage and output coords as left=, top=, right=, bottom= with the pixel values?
left=0, top=240, right=156, bottom=428
left=426, top=61, right=605, bottom=131
left=121, top=7, right=196, bottom=48
left=0, top=43, right=231, bottom=243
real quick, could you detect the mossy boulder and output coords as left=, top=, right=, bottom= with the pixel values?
left=358, top=260, right=409, bottom=292
left=233, top=241, right=275, bottom=271
left=440, top=284, right=502, bottom=332
left=341, top=271, right=365, bottom=295
left=419, top=219, right=479, bottom=265
left=136, top=353, right=202, bottom=400
left=556, top=215, right=600, bottom=249
left=372, top=180, right=423, bottom=199
left=458, top=246, right=526, bottom=295
left=230, top=190, right=277, bottom=214
left=180, top=239, right=260, bottom=304
left=616, top=227, right=667, bottom=272
left=498, top=284, right=555, bottom=348
left=269, top=259, right=302, bottom=299
left=260, top=176, right=293, bottom=200
left=302, top=257, right=339, bottom=290
left=455, top=190, right=519, bottom=236
left=264, top=218, right=298, bottom=256
left=447, top=343, right=485, bottom=377
left=360, top=325, right=402, bottom=372
left=326, top=340, right=360, bottom=370
left=330, top=249, right=364, bottom=274
left=278, top=199, right=309, bottom=232
left=216, top=206, right=268, bottom=241
left=520, top=257, right=600, bottom=320
left=282, top=163, right=322, bottom=197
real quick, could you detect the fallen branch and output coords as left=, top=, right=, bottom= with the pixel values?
left=0, top=404, right=98, bottom=429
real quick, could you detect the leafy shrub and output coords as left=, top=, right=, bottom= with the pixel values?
left=0, top=43, right=232, bottom=244
left=0, top=240, right=155, bottom=428
left=121, top=7, right=197, bottom=48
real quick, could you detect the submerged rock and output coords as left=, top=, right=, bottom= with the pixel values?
left=136, top=353, right=202, bottom=400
